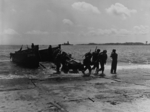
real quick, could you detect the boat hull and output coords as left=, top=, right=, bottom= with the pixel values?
left=38, top=45, right=61, bottom=62
left=39, top=49, right=51, bottom=62
left=10, top=49, right=39, bottom=68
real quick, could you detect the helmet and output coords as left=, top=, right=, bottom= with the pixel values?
left=103, top=50, right=107, bottom=53
left=97, top=49, right=100, bottom=52
left=112, top=49, right=116, bottom=52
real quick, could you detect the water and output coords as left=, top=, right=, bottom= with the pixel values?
left=62, top=45, right=150, bottom=64
left=0, top=45, right=150, bottom=79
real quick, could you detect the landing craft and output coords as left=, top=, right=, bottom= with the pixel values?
left=10, top=44, right=61, bottom=68
left=10, top=45, right=40, bottom=68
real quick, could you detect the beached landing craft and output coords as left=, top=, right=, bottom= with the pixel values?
left=9, top=44, right=84, bottom=72
left=10, top=45, right=40, bottom=68
left=9, top=44, right=61, bottom=68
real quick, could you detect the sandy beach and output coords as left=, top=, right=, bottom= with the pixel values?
left=0, top=67, right=150, bottom=112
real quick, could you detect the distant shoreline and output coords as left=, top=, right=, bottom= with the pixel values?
left=77, top=42, right=150, bottom=45
left=0, top=42, right=149, bottom=46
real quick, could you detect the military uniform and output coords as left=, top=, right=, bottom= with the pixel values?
left=83, top=52, right=92, bottom=75
left=99, top=50, right=107, bottom=75
left=110, top=49, right=118, bottom=74
left=54, top=51, right=62, bottom=73
left=92, top=49, right=100, bottom=70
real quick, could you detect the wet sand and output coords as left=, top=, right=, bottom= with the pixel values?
left=0, top=68, right=150, bottom=112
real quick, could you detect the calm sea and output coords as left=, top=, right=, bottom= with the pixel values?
left=0, top=45, right=150, bottom=79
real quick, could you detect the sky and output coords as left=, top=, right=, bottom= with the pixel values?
left=0, top=0, right=150, bottom=45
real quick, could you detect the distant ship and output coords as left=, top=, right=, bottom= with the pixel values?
left=62, top=41, right=73, bottom=45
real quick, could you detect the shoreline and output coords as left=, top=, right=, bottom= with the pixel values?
left=0, top=68, right=150, bottom=111
left=0, top=63, right=150, bottom=80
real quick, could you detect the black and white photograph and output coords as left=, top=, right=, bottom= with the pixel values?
left=1, top=0, right=150, bottom=111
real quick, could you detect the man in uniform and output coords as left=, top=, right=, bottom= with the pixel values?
left=60, top=52, right=71, bottom=73
left=54, top=50, right=62, bottom=74
left=91, top=49, right=101, bottom=75
left=31, top=43, right=34, bottom=49
left=110, top=49, right=118, bottom=74
left=82, top=51, right=92, bottom=76
left=92, top=49, right=101, bottom=69
left=99, top=50, right=107, bottom=76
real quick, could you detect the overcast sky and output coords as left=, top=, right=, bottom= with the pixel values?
left=0, top=0, right=150, bottom=45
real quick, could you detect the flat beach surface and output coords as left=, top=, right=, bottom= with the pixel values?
left=1, top=67, right=150, bottom=112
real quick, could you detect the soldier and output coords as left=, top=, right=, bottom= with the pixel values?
left=110, top=49, right=118, bottom=74
left=48, top=45, right=52, bottom=53
left=92, top=49, right=101, bottom=74
left=82, top=51, right=92, bottom=76
left=61, top=52, right=71, bottom=73
left=99, top=50, right=107, bottom=76
left=47, top=45, right=52, bottom=61
left=58, top=44, right=61, bottom=49
left=54, top=50, right=62, bottom=74
left=31, top=43, right=34, bottom=49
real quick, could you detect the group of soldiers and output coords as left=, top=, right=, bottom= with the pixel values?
left=82, top=48, right=118, bottom=76
left=52, top=45, right=84, bottom=74
left=52, top=45, right=118, bottom=77
left=83, top=49, right=107, bottom=76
